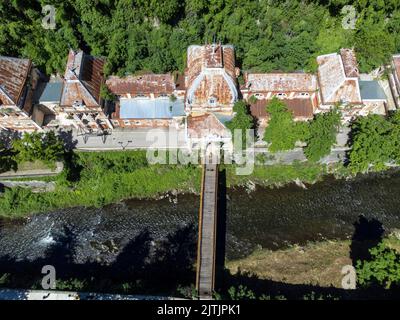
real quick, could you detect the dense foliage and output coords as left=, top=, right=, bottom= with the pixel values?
left=1, top=0, right=400, bottom=76
left=349, top=112, right=400, bottom=172
left=356, top=242, right=400, bottom=289
left=263, top=98, right=306, bottom=152
left=225, top=101, right=254, bottom=148
left=304, top=109, right=341, bottom=162
left=12, top=131, right=65, bottom=168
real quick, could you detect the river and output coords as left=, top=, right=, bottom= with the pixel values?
left=0, top=170, right=399, bottom=291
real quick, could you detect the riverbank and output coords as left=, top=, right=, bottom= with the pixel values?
left=0, top=150, right=397, bottom=218
left=0, top=161, right=328, bottom=218
left=225, top=235, right=400, bottom=289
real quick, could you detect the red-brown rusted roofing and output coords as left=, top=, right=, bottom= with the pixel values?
left=81, top=54, right=105, bottom=103
left=61, top=50, right=105, bottom=107
left=0, top=57, right=31, bottom=105
left=340, top=48, right=359, bottom=78
left=106, top=74, right=175, bottom=96
left=187, top=113, right=229, bottom=138
left=317, top=51, right=362, bottom=105
left=393, top=55, right=400, bottom=82
left=185, top=44, right=236, bottom=90
left=243, top=73, right=317, bottom=92
left=250, top=98, right=314, bottom=119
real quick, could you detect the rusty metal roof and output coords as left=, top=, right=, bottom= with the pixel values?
left=61, top=50, right=105, bottom=107
left=186, top=44, right=236, bottom=88
left=244, top=73, right=317, bottom=92
left=340, top=49, right=359, bottom=78
left=187, top=113, right=229, bottom=138
left=317, top=51, right=362, bottom=104
left=106, top=74, right=175, bottom=96
left=0, top=57, right=31, bottom=105
left=185, top=44, right=238, bottom=107
left=250, top=98, right=314, bottom=119
left=393, top=55, right=400, bottom=82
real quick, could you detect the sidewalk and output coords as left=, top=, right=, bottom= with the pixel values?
left=72, top=128, right=189, bottom=151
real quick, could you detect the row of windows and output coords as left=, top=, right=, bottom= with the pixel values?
left=253, top=92, right=310, bottom=99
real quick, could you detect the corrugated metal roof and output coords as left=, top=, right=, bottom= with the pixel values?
left=39, top=82, right=63, bottom=103
left=106, top=74, right=175, bottom=96
left=317, top=51, right=362, bottom=104
left=244, top=73, right=317, bottom=92
left=185, top=44, right=238, bottom=107
left=0, top=56, right=31, bottom=105
left=187, top=113, right=229, bottom=138
left=120, top=98, right=185, bottom=119
left=61, top=50, right=105, bottom=107
left=340, top=49, right=359, bottom=78
left=359, top=81, right=387, bottom=101
left=250, top=98, right=314, bottom=119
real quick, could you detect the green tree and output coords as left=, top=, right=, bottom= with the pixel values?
left=356, top=242, right=400, bottom=289
left=349, top=115, right=394, bottom=172
left=13, top=131, right=65, bottom=167
left=263, top=98, right=305, bottom=152
left=225, top=100, right=254, bottom=149
left=304, top=109, right=341, bottom=162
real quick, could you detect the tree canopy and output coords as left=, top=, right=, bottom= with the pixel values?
left=263, top=98, right=306, bottom=152
left=12, top=131, right=65, bottom=167
left=356, top=242, right=400, bottom=289
left=304, top=109, right=341, bottom=162
left=1, top=0, right=399, bottom=76
left=349, top=114, right=397, bottom=172
left=225, top=100, right=254, bottom=149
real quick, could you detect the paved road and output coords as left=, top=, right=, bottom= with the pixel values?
left=71, top=128, right=188, bottom=151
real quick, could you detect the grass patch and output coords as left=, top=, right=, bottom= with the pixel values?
left=225, top=162, right=327, bottom=188
left=226, top=236, right=400, bottom=289
left=16, top=160, right=53, bottom=171
left=0, top=150, right=374, bottom=218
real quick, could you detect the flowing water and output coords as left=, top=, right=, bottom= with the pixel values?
left=0, top=170, right=400, bottom=285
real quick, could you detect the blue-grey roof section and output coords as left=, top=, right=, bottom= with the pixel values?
left=359, top=81, right=387, bottom=101
left=214, top=113, right=234, bottom=125
left=38, top=82, right=63, bottom=103
left=120, top=98, right=185, bottom=119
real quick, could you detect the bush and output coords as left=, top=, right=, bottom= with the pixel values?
left=356, top=242, right=400, bottom=289
left=263, top=98, right=306, bottom=152
left=304, top=109, right=341, bottom=162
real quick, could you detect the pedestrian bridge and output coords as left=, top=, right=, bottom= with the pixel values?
left=196, top=163, right=218, bottom=299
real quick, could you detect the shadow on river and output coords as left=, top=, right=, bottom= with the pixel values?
left=0, top=170, right=400, bottom=297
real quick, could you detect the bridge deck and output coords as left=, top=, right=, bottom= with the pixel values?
left=196, top=164, right=218, bottom=300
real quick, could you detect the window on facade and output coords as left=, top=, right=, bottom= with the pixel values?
left=209, top=98, right=217, bottom=106
left=276, top=93, right=287, bottom=98
left=123, top=120, right=130, bottom=126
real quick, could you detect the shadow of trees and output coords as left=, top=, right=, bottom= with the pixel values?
left=0, top=223, right=197, bottom=296
left=350, top=215, right=384, bottom=266
left=213, top=168, right=399, bottom=299
left=56, top=130, right=82, bottom=182
left=214, top=214, right=400, bottom=300
left=0, top=166, right=398, bottom=299
left=0, top=130, right=20, bottom=173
